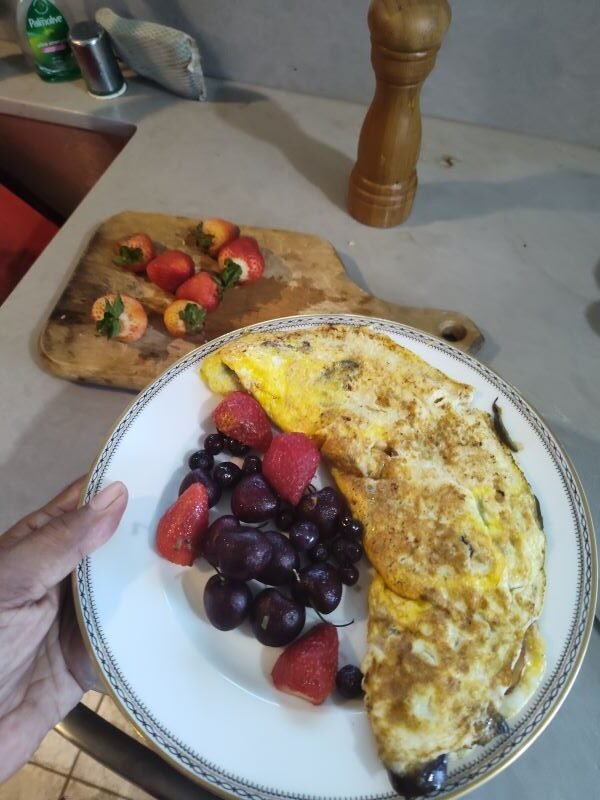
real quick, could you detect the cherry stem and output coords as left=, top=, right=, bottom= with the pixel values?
left=214, top=566, right=227, bottom=583
left=312, top=606, right=355, bottom=628
left=291, top=570, right=354, bottom=627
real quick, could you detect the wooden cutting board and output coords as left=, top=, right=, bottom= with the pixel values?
left=39, top=211, right=483, bottom=391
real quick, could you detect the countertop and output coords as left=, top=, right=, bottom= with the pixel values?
left=0, top=41, right=598, bottom=800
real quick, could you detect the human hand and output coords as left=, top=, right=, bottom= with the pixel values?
left=0, top=478, right=127, bottom=783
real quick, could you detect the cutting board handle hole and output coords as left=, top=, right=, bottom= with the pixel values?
left=439, top=320, right=467, bottom=343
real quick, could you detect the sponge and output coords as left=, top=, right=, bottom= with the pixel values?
left=95, top=8, right=206, bottom=101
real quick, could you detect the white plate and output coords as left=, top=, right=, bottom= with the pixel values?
left=75, top=314, right=597, bottom=800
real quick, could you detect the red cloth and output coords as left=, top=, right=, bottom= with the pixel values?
left=0, top=183, right=59, bottom=305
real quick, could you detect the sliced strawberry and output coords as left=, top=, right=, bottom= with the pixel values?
left=271, top=623, right=339, bottom=705
left=212, top=391, right=273, bottom=452
left=217, top=236, right=265, bottom=284
left=262, top=433, right=320, bottom=505
left=147, top=250, right=194, bottom=293
left=156, top=483, right=209, bottom=566
left=193, top=218, right=240, bottom=258
left=113, top=233, right=155, bottom=272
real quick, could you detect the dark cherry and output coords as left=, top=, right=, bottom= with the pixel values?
left=256, top=531, right=299, bottom=586
left=308, top=542, right=329, bottom=563
left=331, top=537, right=362, bottom=565
left=178, top=468, right=221, bottom=508
left=203, top=574, right=251, bottom=631
left=231, top=473, right=280, bottom=523
left=291, top=563, right=342, bottom=614
left=213, top=461, right=243, bottom=488
left=224, top=436, right=250, bottom=456
left=337, top=514, right=354, bottom=533
left=338, top=514, right=364, bottom=540
left=201, top=515, right=241, bottom=567
left=216, top=528, right=273, bottom=581
left=344, top=518, right=364, bottom=540
left=188, top=449, right=214, bottom=472
left=250, top=588, right=305, bottom=647
left=242, top=454, right=262, bottom=474
left=289, top=520, right=320, bottom=552
left=339, top=564, right=359, bottom=586
left=204, top=432, right=226, bottom=455
left=336, top=665, right=364, bottom=699
left=275, top=507, right=295, bottom=532
left=296, top=486, right=345, bottom=538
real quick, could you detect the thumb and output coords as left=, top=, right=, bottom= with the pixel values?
left=3, top=482, right=128, bottom=604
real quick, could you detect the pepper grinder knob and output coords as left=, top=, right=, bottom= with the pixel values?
left=347, top=0, right=451, bottom=227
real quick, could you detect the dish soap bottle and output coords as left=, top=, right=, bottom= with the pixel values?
left=16, top=0, right=80, bottom=82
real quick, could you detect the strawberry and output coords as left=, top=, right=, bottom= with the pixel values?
left=176, top=262, right=241, bottom=312
left=91, top=293, right=148, bottom=343
left=147, top=250, right=194, bottom=293
left=175, top=272, right=221, bottom=312
left=112, top=233, right=155, bottom=272
left=271, top=623, right=339, bottom=705
left=156, top=483, right=209, bottom=566
left=163, top=299, right=206, bottom=338
left=217, top=236, right=265, bottom=284
left=193, top=218, right=240, bottom=258
left=212, top=391, right=273, bottom=452
left=262, top=432, right=320, bottom=505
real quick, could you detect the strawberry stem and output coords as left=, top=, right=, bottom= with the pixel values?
left=113, top=245, right=143, bottom=266
left=178, top=302, right=206, bottom=334
left=193, top=223, right=214, bottom=253
left=220, top=259, right=242, bottom=289
left=96, top=295, right=124, bottom=339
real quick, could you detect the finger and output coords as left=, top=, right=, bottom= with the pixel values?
left=2, top=482, right=128, bottom=604
left=27, top=477, right=87, bottom=527
left=1, top=477, right=87, bottom=548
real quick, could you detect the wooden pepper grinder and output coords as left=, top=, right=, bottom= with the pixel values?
left=348, top=0, right=451, bottom=227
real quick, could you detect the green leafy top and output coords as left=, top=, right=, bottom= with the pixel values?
left=96, top=295, right=124, bottom=339
left=113, top=245, right=143, bottom=266
left=179, top=302, right=206, bottom=334
left=219, top=259, right=242, bottom=289
left=193, top=223, right=214, bottom=254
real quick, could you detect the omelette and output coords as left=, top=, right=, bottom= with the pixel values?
left=201, top=325, right=546, bottom=789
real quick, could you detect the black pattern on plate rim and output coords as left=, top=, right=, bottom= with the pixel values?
left=76, top=315, right=595, bottom=800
